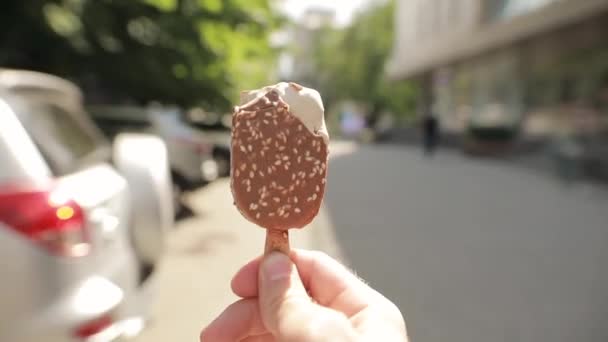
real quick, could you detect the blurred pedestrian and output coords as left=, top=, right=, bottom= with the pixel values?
left=422, top=114, right=439, bottom=155
left=201, top=249, right=408, bottom=341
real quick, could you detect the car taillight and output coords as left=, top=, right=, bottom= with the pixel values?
left=174, top=136, right=212, bottom=155
left=73, top=314, right=114, bottom=339
left=0, top=184, right=90, bottom=257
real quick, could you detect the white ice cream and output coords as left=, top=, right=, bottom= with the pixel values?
left=239, top=82, right=329, bottom=144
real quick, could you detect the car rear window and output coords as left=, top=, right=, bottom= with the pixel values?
left=17, top=102, right=103, bottom=175
left=92, top=117, right=152, bottom=139
left=88, top=106, right=152, bottom=138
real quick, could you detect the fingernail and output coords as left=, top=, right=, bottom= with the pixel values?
left=262, top=252, right=292, bottom=281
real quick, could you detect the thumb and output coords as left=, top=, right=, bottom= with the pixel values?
left=258, top=252, right=314, bottom=336
left=258, top=252, right=355, bottom=341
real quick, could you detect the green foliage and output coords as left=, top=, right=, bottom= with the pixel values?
left=310, top=0, right=418, bottom=122
left=0, top=0, right=280, bottom=110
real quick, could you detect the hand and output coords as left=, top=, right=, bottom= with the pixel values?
left=201, top=249, right=408, bottom=341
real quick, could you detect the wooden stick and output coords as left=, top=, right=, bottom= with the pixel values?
left=264, top=229, right=290, bottom=255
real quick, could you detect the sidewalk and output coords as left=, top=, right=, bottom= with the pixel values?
left=133, top=141, right=354, bottom=341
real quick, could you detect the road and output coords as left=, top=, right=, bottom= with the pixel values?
left=136, top=143, right=608, bottom=342
left=325, top=144, right=608, bottom=342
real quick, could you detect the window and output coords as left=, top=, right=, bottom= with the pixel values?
left=17, top=102, right=103, bottom=175
left=484, top=0, right=561, bottom=22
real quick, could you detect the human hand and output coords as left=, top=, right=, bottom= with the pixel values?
left=201, top=249, right=408, bottom=341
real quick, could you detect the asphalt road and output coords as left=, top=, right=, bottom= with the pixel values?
left=324, top=144, right=608, bottom=342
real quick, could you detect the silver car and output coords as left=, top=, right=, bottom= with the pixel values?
left=0, top=70, right=172, bottom=341
left=148, top=109, right=220, bottom=185
left=88, top=106, right=220, bottom=187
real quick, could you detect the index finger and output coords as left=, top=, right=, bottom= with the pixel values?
left=200, top=298, right=266, bottom=342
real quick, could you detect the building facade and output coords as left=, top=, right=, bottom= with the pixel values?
left=387, top=0, right=608, bottom=141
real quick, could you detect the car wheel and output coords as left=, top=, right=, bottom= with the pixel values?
left=171, top=171, right=190, bottom=219
left=172, top=181, right=183, bottom=212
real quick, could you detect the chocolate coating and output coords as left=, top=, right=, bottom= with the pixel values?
left=231, top=90, right=328, bottom=231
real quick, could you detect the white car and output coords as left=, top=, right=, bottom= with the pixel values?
left=0, top=69, right=172, bottom=341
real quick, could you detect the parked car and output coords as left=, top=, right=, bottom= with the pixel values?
left=149, top=109, right=222, bottom=182
left=184, top=108, right=232, bottom=176
left=0, top=69, right=172, bottom=342
left=550, top=130, right=608, bottom=182
left=200, top=129, right=231, bottom=178
left=463, top=103, right=520, bottom=154
left=88, top=106, right=222, bottom=187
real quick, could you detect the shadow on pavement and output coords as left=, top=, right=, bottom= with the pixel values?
left=175, top=203, right=196, bottom=222
left=175, top=183, right=216, bottom=222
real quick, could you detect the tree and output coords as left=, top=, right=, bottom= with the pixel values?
left=310, top=0, right=418, bottom=123
left=0, top=0, right=281, bottom=110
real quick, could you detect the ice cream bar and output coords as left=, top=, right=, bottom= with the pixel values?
left=231, top=82, right=329, bottom=253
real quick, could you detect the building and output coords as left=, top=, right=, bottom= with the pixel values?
left=387, top=0, right=608, bottom=140
left=278, top=8, right=335, bottom=84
